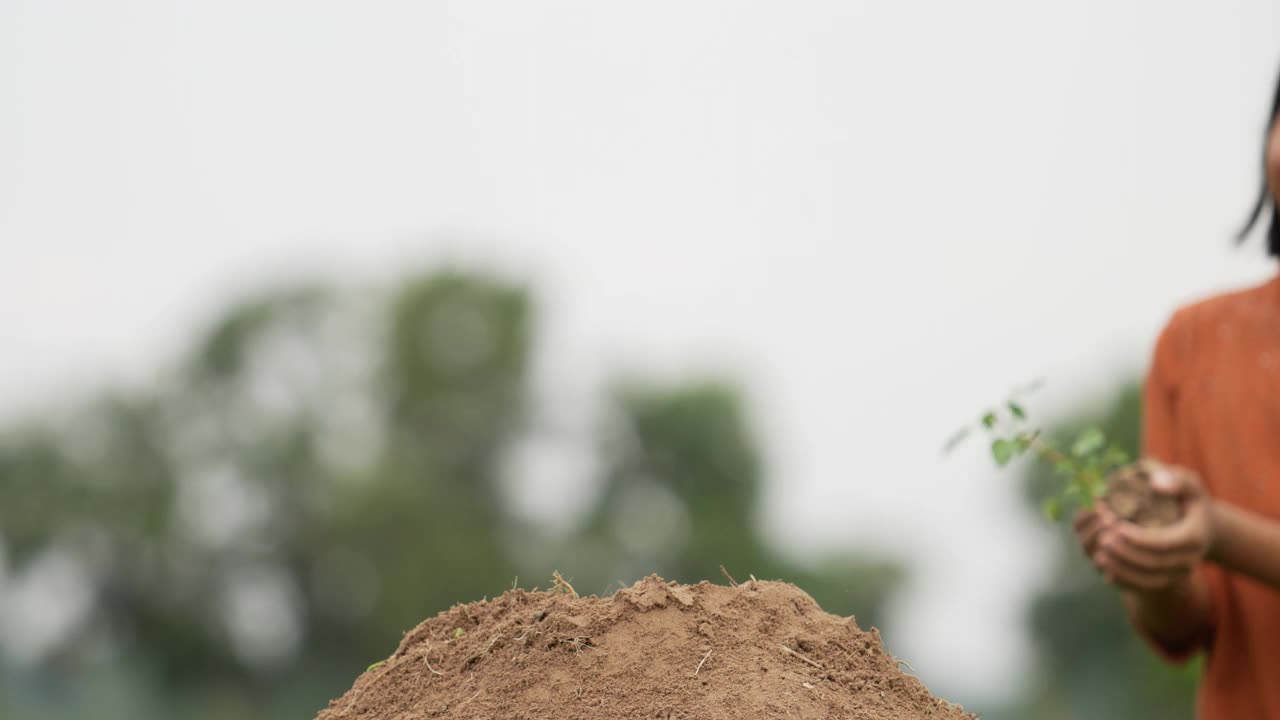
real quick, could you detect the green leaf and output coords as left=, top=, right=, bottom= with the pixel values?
left=981, top=412, right=998, bottom=430
left=454, top=627, right=465, bottom=639
left=1054, top=459, right=1077, bottom=478
left=1101, top=446, right=1130, bottom=470
left=991, top=438, right=1015, bottom=466
left=1042, top=496, right=1063, bottom=522
left=367, top=660, right=385, bottom=672
left=1071, top=428, right=1105, bottom=458
left=1082, top=471, right=1106, bottom=500
left=1007, top=402, right=1027, bottom=420
left=1013, top=433, right=1033, bottom=453
left=1082, top=454, right=1102, bottom=475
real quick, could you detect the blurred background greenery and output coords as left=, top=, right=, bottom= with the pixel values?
left=7, top=2, right=1275, bottom=716
left=0, top=268, right=1199, bottom=719
left=0, top=269, right=904, bottom=719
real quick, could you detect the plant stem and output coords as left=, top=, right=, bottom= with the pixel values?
left=1026, top=434, right=1070, bottom=467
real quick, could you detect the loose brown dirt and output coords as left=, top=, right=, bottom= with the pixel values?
left=1103, top=462, right=1182, bottom=528
left=315, top=575, right=974, bottom=719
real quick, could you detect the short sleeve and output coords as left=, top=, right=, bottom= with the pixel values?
left=1142, top=313, right=1182, bottom=464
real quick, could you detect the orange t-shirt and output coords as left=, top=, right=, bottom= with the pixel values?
left=1144, top=272, right=1280, bottom=718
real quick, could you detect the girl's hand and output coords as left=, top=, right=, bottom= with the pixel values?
left=1095, top=462, right=1216, bottom=594
left=1073, top=504, right=1119, bottom=574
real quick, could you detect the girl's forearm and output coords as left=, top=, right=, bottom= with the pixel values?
left=1120, top=498, right=1280, bottom=656
left=1209, top=500, right=1280, bottom=589
left=1121, top=571, right=1213, bottom=656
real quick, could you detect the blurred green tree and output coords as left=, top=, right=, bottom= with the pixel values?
left=575, top=379, right=904, bottom=628
left=0, top=268, right=904, bottom=720
left=0, top=272, right=531, bottom=718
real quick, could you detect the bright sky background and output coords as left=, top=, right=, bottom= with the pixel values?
left=2, top=0, right=1279, bottom=705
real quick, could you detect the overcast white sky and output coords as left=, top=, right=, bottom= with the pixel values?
left=2, top=0, right=1278, bottom=704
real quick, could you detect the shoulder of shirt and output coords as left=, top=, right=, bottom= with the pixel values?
left=1161, top=276, right=1276, bottom=336
left=1149, top=277, right=1275, bottom=378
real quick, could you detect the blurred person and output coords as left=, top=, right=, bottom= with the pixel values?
left=1073, top=64, right=1280, bottom=718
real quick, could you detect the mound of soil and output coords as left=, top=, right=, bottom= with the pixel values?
left=316, top=575, right=973, bottom=719
left=1103, top=462, right=1182, bottom=528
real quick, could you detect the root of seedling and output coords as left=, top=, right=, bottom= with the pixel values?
left=719, top=564, right=739, bottom=587
left=551, top=570, right=578, bottom=598
left=779, top=644, right=824, bottom=670
left=457, top=688, right=481, bottom=709
left=540, top=635, right=598, bottom=656
left=692, top=649, right=713, bottom=676
left=423, top=642, right=445, bottom=676
left=462, top=635, right=503, bottom=669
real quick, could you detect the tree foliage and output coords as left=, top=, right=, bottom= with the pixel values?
left=0, top=269, right=903, bottom=719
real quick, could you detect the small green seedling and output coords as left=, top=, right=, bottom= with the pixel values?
left=945, top=384, right=1129, bottom=522
left=453, top=627, right=465, bottom=639
left=366, top=660, right=385, bottom=672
